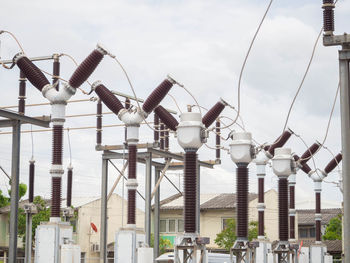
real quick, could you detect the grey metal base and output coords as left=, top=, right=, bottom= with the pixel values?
left=174, top=234, right=209, bottom=263
left=230, top=240, right=258, bottom=263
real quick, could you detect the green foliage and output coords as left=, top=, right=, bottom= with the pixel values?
left=18, top=196, right=51, bottom=245
left=0, top=182, right=27, bottom=208
left=0, top=189, right=9, bottom=208
left=214, top=219, right=259, bottom=251
left=323, top=214, right=342, bottom=241
left=150, top=234, right=173, bottom=255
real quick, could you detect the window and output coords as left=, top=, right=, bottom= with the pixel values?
left=299, top=227, right=316, bottom=239
left=309, top=228, right=316, bottom=238
left=299, top=228, right=308, bottom=238
left=169, top=220, right=176, bottom=233
left=222, top=218, right=234, bottom=230
left=178, top=219, right=184, bottom=232
left=160, top=220, right=167, bottom=233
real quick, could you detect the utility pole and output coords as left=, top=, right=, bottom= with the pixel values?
left=322, top=0, right=350, bottom=261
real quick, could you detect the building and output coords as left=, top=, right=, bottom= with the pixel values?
left=153, top=189, right=279, bottom=248
left=0, top=194, right=145, bottom=262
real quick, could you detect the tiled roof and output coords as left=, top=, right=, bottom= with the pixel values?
left=297, top=208, right=342, bottom=225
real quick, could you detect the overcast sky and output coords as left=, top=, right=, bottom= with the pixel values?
left=0, top=0, right=349, bottom=212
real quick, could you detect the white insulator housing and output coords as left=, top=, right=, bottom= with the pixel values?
left=257, top=203, right=265, bottom=211
left=289, top=209, right=296, bottom=216
left=176, top=112, right=204, bottom=150
left=119, top=109, right=145, bottom=125
left=229, top=132, right=253, bottom=164
left=315, top=213, right=322, bottom=221
left=42, top=83, right=76, bottom=103
left=96, top=43, right=109, bottom=55
left=254, top=151, right=269, bottom=165
left=289, top=174, right=296, bottom=184
left=126, top=178, right=139, bottom=190
left=51, top=103, right=66, bottom=122
left=310, top=170, right=326, bottom=182
left=50, top=164, right=64, bottom=177
left=127, top=126, right=139, bottom=144
left=272, top=148, right=293, bottom=177
left=314, top=181, right=322, bottom=192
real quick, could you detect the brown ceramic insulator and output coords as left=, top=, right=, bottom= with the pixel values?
left=128, top=145, right=137, bottom=179
left=52, top=58, right=60, bottom=91
left=290, top=216, right=295, bottom=240
left=160, top=123, right=165, bottom=150
left=29, top=162, right=35, bottom=203
left=154, top=114, right=160, bottom=143
left=258, top=211, right=264, bottom=237
left=154, top=105, right=178, bottom=131
left=165, top=128, right=169, bottom=151
left=268, top=130, right=292, bottom=156
left=263, top=145, right=270, bottom=151
left=289, top=186, right=295, bottom=209
left=316, top=192, right=321, bottom=214
left=142, top=79, right=173, bottom=114
left=300, top=142, right=321, bottom=165
left=257, top=178, right=264, bottom=203
left=301, top=162, right=312, bottom=175
left=323, top=0, right=335, bottom=33
left=96, top=100, right=102, bottom=145
left=52, top=125, right=63, bottom=165
left=202, top=101, right=225, bottom=128
left=236, top=165, right=249, bottom=239
left=18, top=71, right=26, bottom=115
left=293, top=154, right=300, bottom=162
left=316, top=220, right=321, bottom=241
left=127, top=189, right=136, bottom=225
left=51, top=177, right=61, bottom=218
left=278, top=178, right=289, bottom=241
left=216, top=120, right=221, bottom=160
left=324, top=153, right=342, bottom=174
left=16, top=56, right=49, bottom=91
left=69, top=49, right=104, bottom=89
left=95, top=84, right=124, bottom=115
left=184, top=151, right=197, bottom=233
left=67, top=168, right=73, bottom=207
left=125, top=98, right=131, bottom=109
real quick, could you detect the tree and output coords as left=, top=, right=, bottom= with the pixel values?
left=214, top=219, right=259, bottom=251
left=0, top=183, right=27, bottom=208
left=323, top=214, right=342, bottom=240
left=150, top=234, right=173, bottom=255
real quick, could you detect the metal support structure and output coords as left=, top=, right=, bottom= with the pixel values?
left=9, top=120, right=21, bottom=263
left=154, top=168, right=160, bottom=260
left=145, top=153, right=152, bottom=245
left=339, top=46, right=350, bottom=262
left=100, top=157, right=108, bottom=263
left=24, top=206, right=35, bottom=263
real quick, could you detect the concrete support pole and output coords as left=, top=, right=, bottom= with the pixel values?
left=145, top=153, right=152, bottom=245
left=100, top=157, right=108, bottom=263
left=153, top=168, right=160, bottom=260
left=25, top=212, right=33, bottom=263
left=339, top=47, right=350, bottom=262
left=9, top=120, right=21, bottom=263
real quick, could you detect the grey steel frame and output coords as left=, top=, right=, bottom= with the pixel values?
left=0, top=110, right=50, bottom=263
left=98, top=146, right=214, bottom=263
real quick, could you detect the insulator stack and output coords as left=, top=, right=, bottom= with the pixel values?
left=154, top=114, right=160, bottom=144
left=202, top=101, right=225, bottom=128
left=299, top=142, right=321, bottom=165
left=127, top=144, right=137, bottom=225
left=258, top=177, right=264, bottom=237
left=278, top=178, right=289, bottom=241
left=263, top=145, right=270, bottom=152
left=127, top=189, right=136, bottom=225
left=69, top=49, right=105, bottom=89
left=52, top=126, right=63, bottom=165
left=95, top=84, right=124, bottom=115
left=16, top=56, right=50, bottom=91
left=316, top=192, right=321, bottom=241
left=268, top=129, right=292, bottom=156
left=125, top=98, right=131, bottom=109
left=67, top=167, right=73, bottom=207
left=165, top=128, right=169, bottom=151
left=52, top=55, right=60, bottom=91
left=51, top=177, right=61, bottom=218
left=184, top=151, right=197, bottom=233
left=18, top=71, right=26, bottom=115
left=324, top=153, right=342, bottom=174
left=142, top=79, right=174, bottom=114
left=216, top=120, right=221, bottom=161
left=289, top=184, right=295, bottom=240
left=96, top=100, right=102, bottom=145
left=29, top=160, right=35, bottom=203
left=160, top=122, right=165, bottom=150
left=236, top=164, right=249, bottom=239
left=323, top=0, right=335, bottom=35
left=154, top=105, right=179, bottom=131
